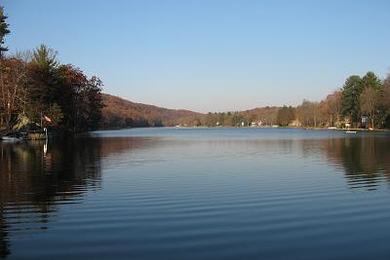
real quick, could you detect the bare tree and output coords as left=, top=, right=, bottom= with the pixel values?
left=360, top=87, right=378, bottom=128
left=0, top=58, right=28, bottom=130
left=320, top=91, right=342, bottom=127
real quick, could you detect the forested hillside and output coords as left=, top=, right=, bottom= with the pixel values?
left=101, top=94, right=203, bottom=128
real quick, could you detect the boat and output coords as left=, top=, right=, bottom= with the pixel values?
left=345, top=130, right=357, bottom=134
left=1, top=136, right=23, bottom=142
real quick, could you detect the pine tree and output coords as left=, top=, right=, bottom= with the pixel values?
left=341, top=75, right=363, bottom=126
left=0, top=6, right=10, bottom=58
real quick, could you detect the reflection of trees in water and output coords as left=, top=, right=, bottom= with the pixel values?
left=320, top=137, right=390, bottom=189
left=0, top=139, right=102, bottom=257
left=0, top=137, right=154, bottom=257
left=0, top=212, right=10, bottom=258
left=0, top=139, right=101, bottom=210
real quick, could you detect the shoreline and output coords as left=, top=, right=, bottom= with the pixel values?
left=2, top=126, right=390, bottom=141
left=95, top=126, right=390, bottom=132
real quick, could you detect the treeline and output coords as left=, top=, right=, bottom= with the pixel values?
left=0, top=6, right=103, bottom=134
left=101, top=94, right=281, bottom=128
left=188, top=107, right=280, bottom=127
left=101, top=71, right=390, bottom=129
left=178, top=72, right=390, bottom=129
left=275, top=72, right=390, bottom=129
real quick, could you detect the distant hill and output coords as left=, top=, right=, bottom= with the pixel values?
left=101, top=94, right=283, bottom=129
left=101, top=94, right=204, bottom=128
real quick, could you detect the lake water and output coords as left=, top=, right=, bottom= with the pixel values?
left=1, top=128, right=390, bottom=259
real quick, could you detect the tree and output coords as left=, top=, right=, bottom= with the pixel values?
left=0, top=58, right=28, bottom=129
left=358, top=72, right=383, bottom=129
left=0, top=6, right=11, bottom=129
left=28, top=45, right=60, bottom=103
left=46, top=103, right=64, bottom=127
left=0, top=6, right=10, bottom=58
left=320, top=91, right=342, bottom=127
left=0, top=6, right=104, bottom=133
left=296, top=100, right=321, bottom=127
left=80, top=76, right=103, bottom=131
left=341, top=75, right=363, bottom=126
left=21, top=45, right=104, bottom=133
left=231, top=112, right=245, bottom=126
left=360, top=87, right=379, bottom=128
left=361, top=71, right=382, bottom=90
left=57, top=64, right=88, bottom=131
left=277, top=106, right=295, bottom=126
left=31, top=44, right=59, bottom=69
left=53, top=64, right=103, bottom=132
left=382, top=74, right=390, bottom=128
left=26, top=45, right=62, bottom=124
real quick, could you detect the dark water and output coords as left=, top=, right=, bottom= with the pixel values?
left=1, top=128, right=390, bottom=259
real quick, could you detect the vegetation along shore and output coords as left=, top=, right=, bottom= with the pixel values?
left=0, top=5, right=389, bottom=139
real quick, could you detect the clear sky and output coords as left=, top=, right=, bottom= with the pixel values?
left=3, top=0, right=390, bottom=112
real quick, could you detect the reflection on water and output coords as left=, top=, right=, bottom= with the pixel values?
left=321, top=137, right=390, bottom=190
left=0, top=130, right=389, bottom=259
left=0, top=137, right=155, bottom=258
left=0, top=138, right=101, bottom=257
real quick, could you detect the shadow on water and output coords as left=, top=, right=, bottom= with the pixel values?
left=0, top=137, right=156, bottom=258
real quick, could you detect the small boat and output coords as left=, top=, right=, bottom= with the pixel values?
left=345, top=130, right=357, bottom=134
left=1, top=136, right=23, bottom=142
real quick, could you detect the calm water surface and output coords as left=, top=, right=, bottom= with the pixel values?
left=1, top=128, right=390, bottom=259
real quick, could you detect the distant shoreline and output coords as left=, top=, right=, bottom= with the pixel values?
left=2, top=125, right=389, bottom=141
left=96, top=125, right=390, bottom=132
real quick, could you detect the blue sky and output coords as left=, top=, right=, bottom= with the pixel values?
left=3, top=0, right=390, bottom=112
